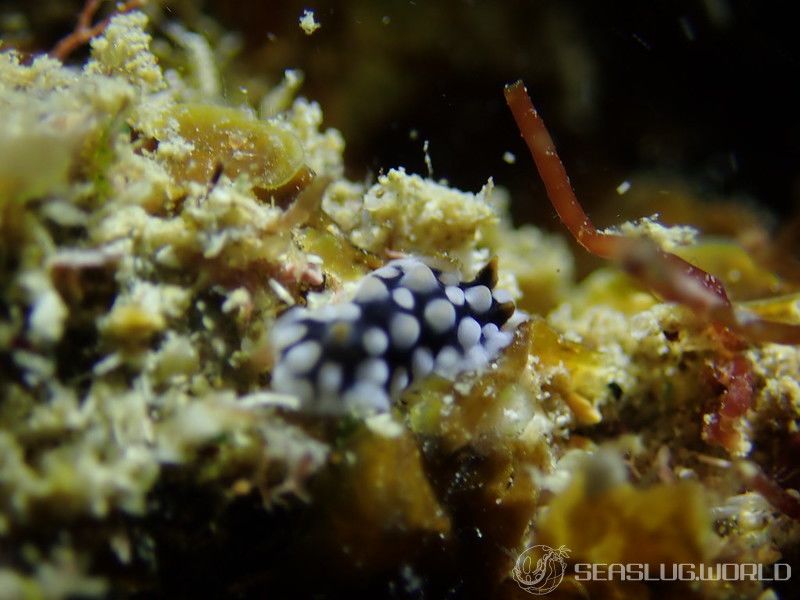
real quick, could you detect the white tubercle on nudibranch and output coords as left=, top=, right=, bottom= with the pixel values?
left=270, top=257, right=522, bottom=415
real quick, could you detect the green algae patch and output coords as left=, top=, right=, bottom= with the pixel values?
left=163, top=103, right=313, bottom=201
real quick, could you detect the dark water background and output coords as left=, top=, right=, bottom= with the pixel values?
left=4, top=0, right=799, bottom=229
left=211, top=1, right=800, bottom=225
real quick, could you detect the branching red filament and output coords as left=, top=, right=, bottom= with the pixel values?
left=504, top=80, right=800, bottom=345
left=50, top=0, right=145, bottom=62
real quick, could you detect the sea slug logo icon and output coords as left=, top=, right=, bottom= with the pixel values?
left=512, top=544, right=570, bottom=595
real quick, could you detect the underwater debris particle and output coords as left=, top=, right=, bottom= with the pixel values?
left=299, top=10, right=321, bottom=35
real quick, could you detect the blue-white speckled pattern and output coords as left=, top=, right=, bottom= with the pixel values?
left=270, top=257, right=518, bottom=414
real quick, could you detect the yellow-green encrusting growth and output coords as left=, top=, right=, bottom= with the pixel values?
left=1, top=10, right=799, bottom=599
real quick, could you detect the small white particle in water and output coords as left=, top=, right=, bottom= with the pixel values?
left=616, top=180, right=632, bottom=195
left=424, top=298, right=456, bottom=333
left=392, top=287, right=415, bottom=310
left=390, top=313, right=420, bottom=349
left=423, top=140, right=433, bottom=178
left=465, top=285, right=492, bottom=313
left=284, top=340, right=322, bottom=373
left=363, top=327, right=389, bottom=356
left=502, top=151, right=516, bottom=164
left=299, top=10, right=321, bottom=35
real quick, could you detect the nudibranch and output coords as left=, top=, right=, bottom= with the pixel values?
left=270, top=257, right=520, bottom=414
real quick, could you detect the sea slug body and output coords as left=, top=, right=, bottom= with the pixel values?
left=271, top=257, right=519, bottom=414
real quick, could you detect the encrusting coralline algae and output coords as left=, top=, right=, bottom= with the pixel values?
left=1, top=9, right=799, bottom=599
